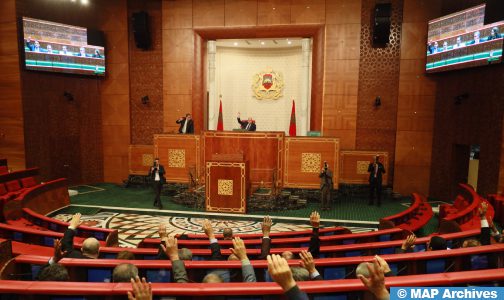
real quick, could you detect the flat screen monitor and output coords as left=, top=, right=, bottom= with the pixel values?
left=426, top=4, right=503, bottom=73
left=22, top=17, right=106, bottom=76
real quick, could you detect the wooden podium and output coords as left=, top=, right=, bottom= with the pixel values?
left=205, top=154, right=249, bottom=214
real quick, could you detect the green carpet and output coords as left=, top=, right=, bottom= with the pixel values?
left=69, top=183, right=439, bottom=236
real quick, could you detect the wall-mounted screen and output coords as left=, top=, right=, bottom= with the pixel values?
left=22, top=17, right=105, bottom=76
left=426, top=4, right=503, bottom=73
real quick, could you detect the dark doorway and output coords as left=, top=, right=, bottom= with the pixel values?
left=451, top=144, right=470, bottom=199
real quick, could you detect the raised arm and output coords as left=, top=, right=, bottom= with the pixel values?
left=259, top=216, right=272, bottom=259
left=308, top=211, right=320, bottom=258
left=161, top=236, right=189, bottom=283
left=230, top=237, right=256, bottom=282
left=61, top=213, right=81, bottom=253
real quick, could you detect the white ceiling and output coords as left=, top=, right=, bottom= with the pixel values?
left=216, top=38, right=304, bottom=49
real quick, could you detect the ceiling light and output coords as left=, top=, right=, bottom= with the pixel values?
left=272, top=7, right=276, bottom=10
left=261, top=41, right=265, bottom=45
left=81, top=0, right=89, bottom=5
left=233, top=42, right=238, bottom=46
left=287, top=40, right=292, bottom=45
left=306, top=6, right=310, bottom=9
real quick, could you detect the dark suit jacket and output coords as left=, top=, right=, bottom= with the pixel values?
left=319, top=169, right=333, bottom=189
left=61, top=228, right=88, bottom=258
left=176, top=118, right=194, bottom=134
left=237, top=118, right=256, bottom=131
left=368, top=162, right=386, bottom=184
left=149, top=164, right=166, bottom=184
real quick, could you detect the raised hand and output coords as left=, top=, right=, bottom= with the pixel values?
left=401, top=234, right=416, bottom=251
left=230, top=237, right=248, bottom=261
left=374, top=255, right=391, bottom=274
left=357, top=258, right=389, bottom=300
left=69, top=213, right=81, bottom=229
left=127, top=276, right=152, bottom=300
left=161, top=235, right=179, bottom=261
left=310, top=211, right=320, bottom=228
left=158, top=223, right=167, bottom=240
left=202, top=219, right=215, bottom=240
left=479, top=201, right=488, bottom=218
left=53, top=239, right=68, bottom=263
left=267, top=254, right=296, bottom=292
left=299, top=250, right=316, bottom=274
left=262, top=216, right=272, bottom=238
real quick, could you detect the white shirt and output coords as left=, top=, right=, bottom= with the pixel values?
left=182, top=119, right=188, bottom=133
left=245, top=122, right=251, bottom=130
left=154, top=168, right=160, bottom=181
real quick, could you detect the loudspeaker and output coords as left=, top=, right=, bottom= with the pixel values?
left=132, top=11, right=151, bottom=50
left=373, top=3, right=391, bottom=46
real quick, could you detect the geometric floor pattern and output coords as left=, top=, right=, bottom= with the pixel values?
left=52, top=212, right=373, bottom=248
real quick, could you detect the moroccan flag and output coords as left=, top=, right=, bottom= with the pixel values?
left=289, top=100, right=297, bottom=136
left=217, top=100, right=224, bottom=131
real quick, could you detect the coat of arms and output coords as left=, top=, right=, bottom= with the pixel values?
left=252, top=69, right=284, bottom=100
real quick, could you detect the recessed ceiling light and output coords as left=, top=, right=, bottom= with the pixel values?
left=261, top=41, right=265, bottom=45
left=306, top=6, right=310, bottom=9
left=233, top=42, right=238, bottom=46
left=287, top=40, right=292, bottom=45
left=81, top=0, right=89, bottom=5
left=272, top=7, right=276, bottom=10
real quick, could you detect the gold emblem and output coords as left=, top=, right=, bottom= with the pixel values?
left=217, top=179, right=233, bottom=195
left=301, top=153, right=321, bottom=173
left=252, top=69, right=284, bottom=100
left=168, top=149, right=186, bottom=168
left=142, top=154, right=154, bottom=166
left=356, top=161, right=369, bottom=174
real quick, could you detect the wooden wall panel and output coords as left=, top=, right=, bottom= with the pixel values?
left=128, top=0, right=164, bottom=145
left=202, top=131, right=284, bottom=187
left=193, top=0, right=225, bottom=27
left=326, top=0, right=361, bottom=25
left=0, top=0, right=25, bottom=172
left=394, top=0, right=439, bottom=196
left=100, top=0, right=130, bottom=183
left=284, top=137, right=339, bottom=189
left=325, top=24, right=361, bottom=60
left=225, top=0, right=258, bottom=27
left=162, top=0, right=192, bottom=29
left=162, top=29, right=194, bottom=63
left=290, top=0, right=325, bottom=24
left=129, top=145, right=155, bottom=175
left=257, top=0, right=291, bottom=25
left=154, top=134, right=201, bottom=183
left=355, top=0, right=403, bottom=185
left=339, top=150, right=388, bottom=184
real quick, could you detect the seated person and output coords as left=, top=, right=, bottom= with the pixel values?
left=113, top=263, right=139, bottom=283
left=76, top=47, right=87, bottom=57
left=60, top=45, right=71, bottom=55
left=37, top=263, right=69, bottom=282
left=467, top=31, right=483, bottom=45
left=398, top=233, right=447, bottom=253
left=93, top=49, right=103, bottom=58
left=60, top=213, right=100, bottom=259
left=237, top=112, right=256, bottom=131
left=156, top=224, right=192, bottom=261
left=487, top=26, right=502, bottom=41
left=453, top=36, right=465, bottom=49
left=117, top=250, right=136, bottom=260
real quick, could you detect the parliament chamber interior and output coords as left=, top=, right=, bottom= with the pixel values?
left=1, top=0, right=504, bottom=299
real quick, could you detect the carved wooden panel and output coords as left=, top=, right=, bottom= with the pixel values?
left=129, top=145, right=155, bottom=175
left=284, top=137, right=339, bottom=189
left=339, top=150, right=388, bottom=184
left=154, top=134, right=201, bottom=183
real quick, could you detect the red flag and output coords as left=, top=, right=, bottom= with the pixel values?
left=289, top=100, right=297, bottom=136
left=217, top=100, right=224, bottom=131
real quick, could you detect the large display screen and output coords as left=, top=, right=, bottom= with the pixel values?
left=22, top=17, right=105, bottom=76
left=426, top=4, right=503, bottom=73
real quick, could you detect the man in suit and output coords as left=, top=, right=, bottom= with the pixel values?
left=319, top=162, right=333, bottom=211
left=149, top=158, right=166, bottom=209
left=176, top=113, right=194, bottom=134
left=368, top=155, right=386, bottom=206
left=487, top=26, right=502, bottom=41
left=237, top=112, right=256, bottom=131
left=60, top=213, right=100, bottom=259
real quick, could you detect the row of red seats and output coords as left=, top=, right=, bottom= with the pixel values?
left=0, top=167, right=39, bottom=203
left=0, top=269, right=502, bottom=299
left=379, top=193, right=433, bottom=232
left=0, top=158, right=8, bottom=175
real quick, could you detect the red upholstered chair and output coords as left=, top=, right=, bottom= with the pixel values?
left=5, top=180, right=21, bottom=193
left=21, top=177, right=37, bottom=189
left=0, top=165, right=8, bottom=175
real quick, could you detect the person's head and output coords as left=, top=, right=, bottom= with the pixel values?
left=281, top=251, right=294, bottom=260
left=81, top=237, right=100, bottom=258
left=178, top=248, right=192, bottom=260
left=427, top=236, right=447, bottom=251
left=80, top=47, right=86, bottom=55
left=62, top=45, right=68, bottom=52
left=247, top=117, right=252, bottom=123
left=355, top=262, right=370, bottom=278
left=34, top=40, right=40, bottom=48
left=443, top=41, right=448, bottom=50
left=462, top=238, right=481, bottom=248
left=112, top=263, right=138, bottom=283
left=375, top=155, right=380, bottom=163
left=491, top=26, right=499, bottom=36
left=47, top=44, right=52, bottom=52
left=434, top=41, right=438, bottom=48
left=202, top=273, right=224, bottom=283
left=154, top=158, right=160, bottom=166
left=456, top=36, right=461, bottom=44
left=37, top=263, right=69, bottom=281
left=117, top=250, right=136, bottom=260
left=223, top=227, right=233, bottom=240
left=186, top=113, right=192, bottom=120
left=291, top=267, right=309, bottom=281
